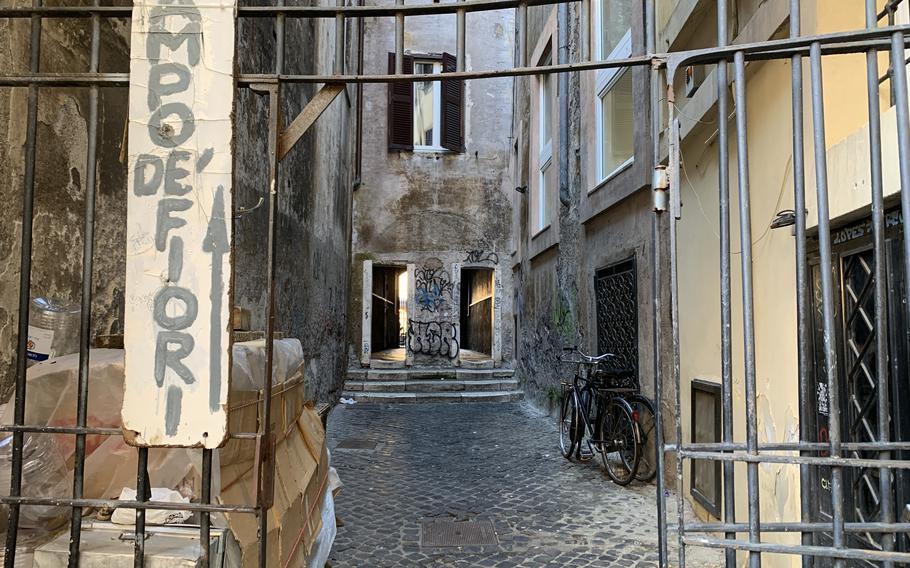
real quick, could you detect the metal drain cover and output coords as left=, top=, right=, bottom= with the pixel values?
left=335, top=439, right=377, bottom=450
left=420, top=518, right=498, bottom=547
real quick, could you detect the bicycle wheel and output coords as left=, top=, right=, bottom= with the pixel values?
left=558, top=391, right=580, bottom=460
left=628, top=395, right=657, bottom=483
left=597, top=398, right=640, bottom=485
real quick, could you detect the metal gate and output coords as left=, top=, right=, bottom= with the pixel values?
left=1, top=0, right=910, bottom=566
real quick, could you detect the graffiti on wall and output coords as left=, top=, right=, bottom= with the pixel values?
left=414, top=265, right=455, bottom=312
left=407, top=320, right=459, bottom=358
left=464, top=250, right=499, bottom=264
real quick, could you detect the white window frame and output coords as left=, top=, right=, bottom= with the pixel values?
left=536, top=50, right=553, bottom=234
left=593, top=15, right=634, bottom=184
left=413, top=60, right=444, bottom=151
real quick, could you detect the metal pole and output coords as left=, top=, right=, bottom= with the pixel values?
left=133, top=448, right=149, bottom=568
left=335, top=0, right=345, bottom=75
left=668, top=108, right=685, bottom=568
left=200, top=449, right=213, bottom=567
left=809, top=40, right=846, bottom=568
left=516, top=1, right=527, bottom=68
left=891, top=33, right=910, bottom=418
left=395, top=0, right=404, bottom=74
left=457, top=0, right=466, bottom=72
left=557, top=1, right=569, bottom=206
left=68, top=2, right=101, bottom=565
left=788, top=1, right=812, bottom=565
left=716, top=2, right=736, bottom=566
left=865, top=2, right=894, bottom=566
left=646, top=0, right=668, bottom=562
left=733, top=50, right=762, bottom=568
left=4, top=1, right=42, bottom=564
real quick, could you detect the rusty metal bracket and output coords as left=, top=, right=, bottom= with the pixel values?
left=278, top=82, right=345, bottom=161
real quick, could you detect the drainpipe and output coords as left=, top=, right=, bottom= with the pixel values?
left=353, top=0, right=365, bottom=190
left=557, top=2, right=570, bottom=206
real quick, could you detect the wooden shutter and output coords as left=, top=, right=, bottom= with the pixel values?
left=387, top=52, right=414, bottom=152
left=440, top=52, right=464, bottom=153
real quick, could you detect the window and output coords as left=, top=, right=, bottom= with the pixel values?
left=593, top=0, right=634, bottom=183
left=387, top=53, right=464, bottom=153
left=535, top=48, right=554, bottom=234
left=414, top=61, right=442, bottom=148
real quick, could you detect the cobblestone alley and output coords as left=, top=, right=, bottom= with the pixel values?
left=327, top=402, right=722, bottom=567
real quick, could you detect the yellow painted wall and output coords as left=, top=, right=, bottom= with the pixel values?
left=672, top=2, right=901, bottom=566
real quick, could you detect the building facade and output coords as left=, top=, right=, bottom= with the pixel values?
left=509, top=0, right=667, bottom=424
left=348, top=8, right=516, bottom=370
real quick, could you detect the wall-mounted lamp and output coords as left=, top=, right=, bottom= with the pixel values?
left=515, top=185, right=528, bottom=194
left=770, top=209, right=796, bottom=229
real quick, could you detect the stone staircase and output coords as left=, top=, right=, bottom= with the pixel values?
left=341, top=366, right=523, bottom=403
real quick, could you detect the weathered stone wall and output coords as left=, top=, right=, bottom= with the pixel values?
left=0, top=8, right=356, bottom=404
left=0, top=11, right=131, bottom=400
left=349, top=6, right=515, bottom=367
left=509, top=2, right=671, bottom=422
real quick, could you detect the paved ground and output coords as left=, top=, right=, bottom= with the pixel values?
left=326, top=401, right=723, bottom=567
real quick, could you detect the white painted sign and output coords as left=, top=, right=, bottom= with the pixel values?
left=122, top=0, right=235, bottom=448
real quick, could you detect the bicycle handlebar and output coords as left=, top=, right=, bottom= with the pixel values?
left=561, top=346, right=616, bottom=364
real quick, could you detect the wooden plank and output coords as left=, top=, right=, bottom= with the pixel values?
left=277, top=83, right=345, bottom=160
left=122, top=0, right=236, bottom=448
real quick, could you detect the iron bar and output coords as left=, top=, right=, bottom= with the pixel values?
left=789, top=0, right=811, bottom=564
left=0, top=496, right=258, bottom=514
left=715, top=1, right=736, bottom=566
left=335, top=0, right=344, bottom=75
left=237, top=0, right=577, bottom=18
left=133, top=448, right=149, bottom=568
left=646, top=0, right=667, bottom=563
left=200, top=449, right=212, bottom=568
left=681, top=522, right=910, bottom=534
left=667, top=100, right=685, bottom=567
left=866, top=2, right=895, bottom=565
left=516, top=1, right=526, bottom=68
left=395, top=0, right=404, bottom=74
left=809, top=40, right=846, bottom=567
left=4, top=0, right=42, bottom=564
left=456, top=0, right=465, bottom=72
left=676, top=450, right=910, bottom=469
left=733, top=49, right=762, bottom=568
left=68, top=3, right=102, bottom=565
left=891, top=34, right=910, bottom=419
left=683, top=536, right=910, bottom=563
left=672, top=441, right=910, bottom=452
left=257, top=79, right=281, bottom=568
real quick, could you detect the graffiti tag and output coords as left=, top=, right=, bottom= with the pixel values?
left=407, top=320, right=459, bottom=358
left=415, top=266, right=455, bottom=312
left=464, top=250, right=499, bottom=264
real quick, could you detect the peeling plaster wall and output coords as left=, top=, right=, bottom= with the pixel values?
left=0, top=11, right=130, bottom=400
left=234, top=12, right=355, bottom=403
left=349, top=6, right=515, bottom=367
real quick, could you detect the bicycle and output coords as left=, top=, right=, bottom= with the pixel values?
left=558, top=347, right=641, bottom=485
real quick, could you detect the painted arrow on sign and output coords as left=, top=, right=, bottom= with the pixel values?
left=203, top=184, right=229, bottom=412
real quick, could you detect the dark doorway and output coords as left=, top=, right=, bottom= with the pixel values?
left=372, top=265, right=407, bottom=358
left=460, top=268, right=494, bottom=355
left=807, top=209, right=909, bottom=565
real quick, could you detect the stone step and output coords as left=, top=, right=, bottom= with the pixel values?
left=339, top=390, right=524, bottom=404
left=459, top=359, right=495, bottom=370
left=347, top=368, right=515, bottom=382
left=344, top=378, right=519, bottom=393
left=369, top=359, right=406, bottom=370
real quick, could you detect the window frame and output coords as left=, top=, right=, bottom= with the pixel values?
left=593, top=8, right=634, bottom=185
left=412, top=59, right=444, bottom=152
left=535, top=48, right=554, bottom=236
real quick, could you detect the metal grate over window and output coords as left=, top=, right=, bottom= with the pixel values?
left=594, top=257, right=638, bottom=385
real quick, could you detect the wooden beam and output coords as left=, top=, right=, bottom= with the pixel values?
left=277, top=82, right=344, bottom=161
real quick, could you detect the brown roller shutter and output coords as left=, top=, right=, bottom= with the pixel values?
left=388, top=52, right=414, bottom=151
left=440, top=52, right=464, bottom=153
